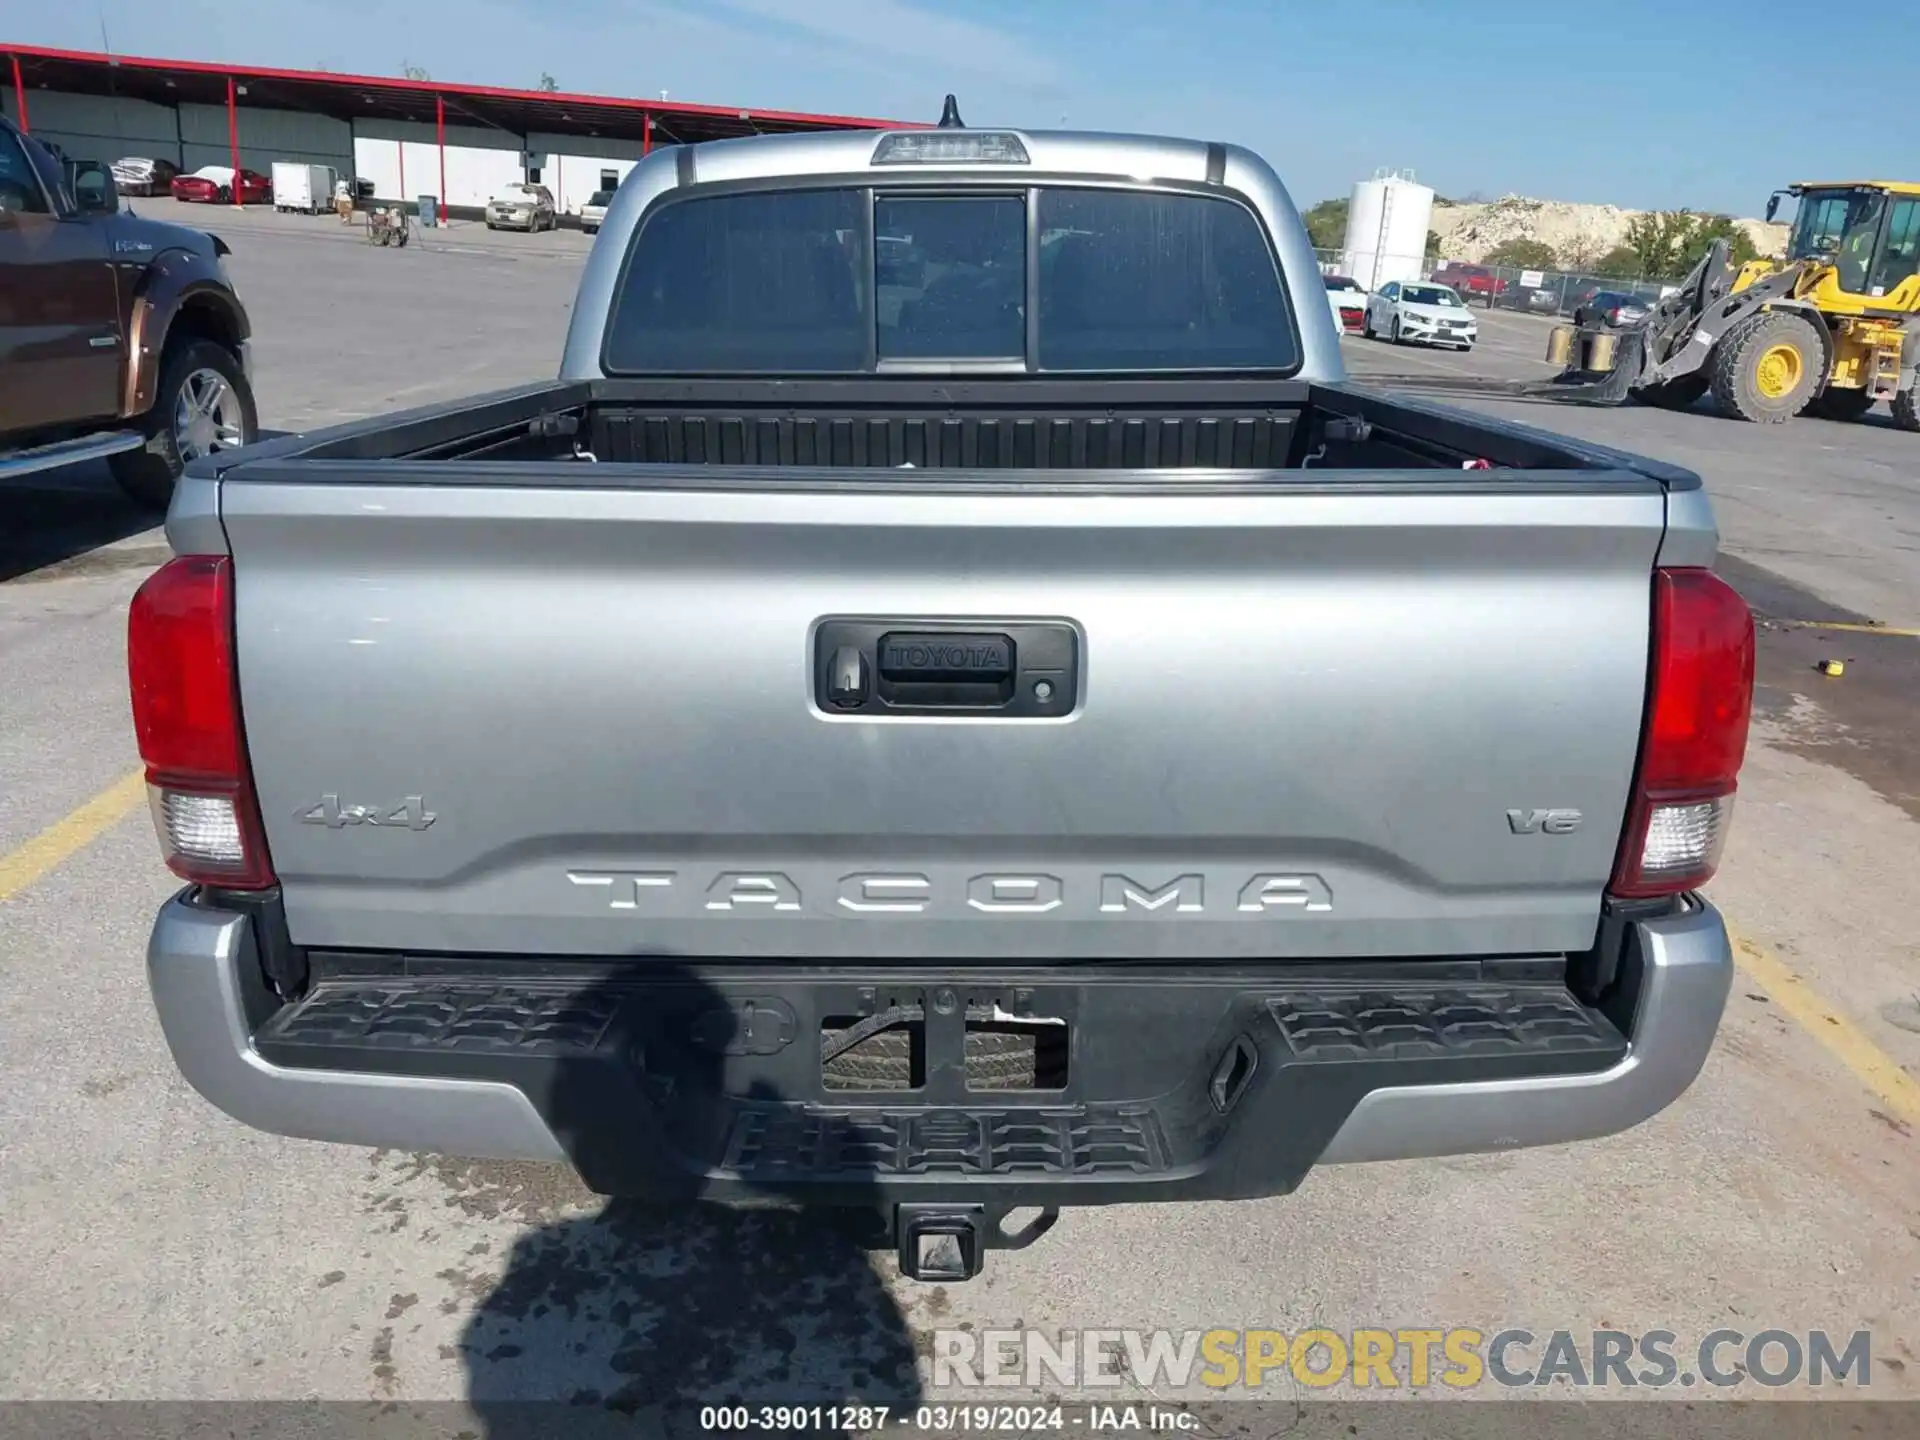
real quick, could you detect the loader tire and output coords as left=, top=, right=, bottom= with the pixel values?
left=1894, top=388, right=1920, bottom=432
left=1708, top=310, right=1823, bottom=423
left=1636, top=375, right=1708, bottom=411
left=1807, top=387, right=1876, bottom=422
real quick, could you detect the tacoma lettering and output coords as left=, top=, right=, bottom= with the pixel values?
left=1099, top=874, right=1204, bottom=913
left=704, top=872, right=803, bottom=912
left=567, top=870, right=1331, bottom=915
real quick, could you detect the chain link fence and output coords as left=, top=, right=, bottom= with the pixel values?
left=1312, top=247, right=1682, bottom=320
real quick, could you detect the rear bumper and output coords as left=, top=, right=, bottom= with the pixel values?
left=147, top=893, right=1731, bottom=1205
left=148, top=897, right=566, bottom=1164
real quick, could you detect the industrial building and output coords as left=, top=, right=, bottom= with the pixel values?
left=2, top=44, right=906, bottom=217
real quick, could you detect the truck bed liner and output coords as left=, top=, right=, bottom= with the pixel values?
left=249, top=377, right=1700, bottom=483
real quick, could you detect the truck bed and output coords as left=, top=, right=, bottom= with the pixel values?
left=263, top=376, right=1697, bottom=477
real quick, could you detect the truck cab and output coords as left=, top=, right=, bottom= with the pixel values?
left=0, top=114, right=258, bottom=507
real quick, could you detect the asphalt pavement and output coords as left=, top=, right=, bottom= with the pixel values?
left=2, top=206, right=1916, bottom=1418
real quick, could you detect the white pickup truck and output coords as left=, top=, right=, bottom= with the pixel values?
left=134, top=112, right=1753, bottom=1282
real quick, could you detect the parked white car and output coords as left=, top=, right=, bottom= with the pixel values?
left=1364, top=280, right=1478, bottom=350
left=577, top=188, right=614, bottom=235
left=485, top=183, right=557, bottom=232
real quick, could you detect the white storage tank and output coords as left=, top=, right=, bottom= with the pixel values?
left=1341, top=169, right=1435, bottom=291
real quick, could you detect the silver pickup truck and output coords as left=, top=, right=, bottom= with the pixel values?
left=134, top=115, right=1754, bottom=1281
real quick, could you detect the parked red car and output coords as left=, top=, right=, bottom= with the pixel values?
left=170, top=166, right=272, bottom=205
left=1428, top=262, right=1507, bottom=307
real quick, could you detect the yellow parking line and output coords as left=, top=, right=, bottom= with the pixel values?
left=1789, top=621, right=1920, bottom=638
left=0, top=769, right=147, bottom=905
left=1730, top=928, right=1920, bottom=1127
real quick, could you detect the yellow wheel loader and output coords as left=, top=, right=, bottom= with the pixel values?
left=1553, top=181, right=1920, bottom=428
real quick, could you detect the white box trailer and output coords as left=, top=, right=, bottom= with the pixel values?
left=272, top=162, right=338, bottom=214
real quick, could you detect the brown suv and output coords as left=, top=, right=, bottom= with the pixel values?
left=0, top=115, right=258, bottom=508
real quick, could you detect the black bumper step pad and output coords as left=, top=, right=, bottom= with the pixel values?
left=252, top=971, right=1627, bottom=1202
left=256, top=980, right=622, bottom=1057
left=722, top=1103, right=1166, bottom=1179
left=1269, top=986, right=1622, bottom=1062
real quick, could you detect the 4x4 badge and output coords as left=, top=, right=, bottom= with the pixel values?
left=298, top=795, right=437, bottom=830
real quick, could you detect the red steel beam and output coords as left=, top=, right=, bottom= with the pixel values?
left=436, top=94, right=446, bottom=223
left=10, top=54, right=28, bottom=131
left=227, top=75, right=241, bottom=207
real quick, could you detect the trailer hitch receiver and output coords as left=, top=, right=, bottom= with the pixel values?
left=894, top=1204, right=1060, bottom=1281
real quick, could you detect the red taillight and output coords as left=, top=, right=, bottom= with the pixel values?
left=1610, top=568, right=1754, bottom=899
left=128, top=555, right=275, bottom=889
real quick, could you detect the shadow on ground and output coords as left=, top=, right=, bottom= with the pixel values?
left=457, top=965, right=924, bottom=1437
left=0, top=462, right=164, bottom=583
left=0, top=433, right=296, bottom=584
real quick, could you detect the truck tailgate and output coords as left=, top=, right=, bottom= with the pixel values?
left=221, top=471, right=1665, bottom=960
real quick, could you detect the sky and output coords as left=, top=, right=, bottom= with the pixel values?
left=4, top=0, right=1916, bottom=216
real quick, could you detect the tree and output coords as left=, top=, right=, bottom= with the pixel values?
left=401, top=60, right=431, bottom=81
left=1590, top=245, right=1644, bottom=279
left=1426, top=230, right=1442, bottom=258
left=1679, top=215, right=1758, bottom=273
left=1301, top=198, right=1348, bottom=251
left=1559, top=236, right=1603, bottom=270
left=537, top=72, right=559, bottom=92
left=1622, top=210, right=1759, bottom=279
left=1482, top=237, right=1560, bottom=270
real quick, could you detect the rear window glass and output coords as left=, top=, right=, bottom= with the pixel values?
left=604, top=185, right=1297, bottom=374
left=875, top=195, right=1025, bottom=359
left=1037, top=189, right=1293, bottom=370
left=604, top=188, right=868, bottom=373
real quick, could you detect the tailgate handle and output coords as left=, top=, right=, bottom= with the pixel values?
left=814, top=619, right=1078, bottom=719
left=878, top=632, right=1016, bottom=709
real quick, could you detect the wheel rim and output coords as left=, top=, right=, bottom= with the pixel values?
left=1755, top=342, right=1805, bottom=399
left=173, top=368, right=247, bottom=461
